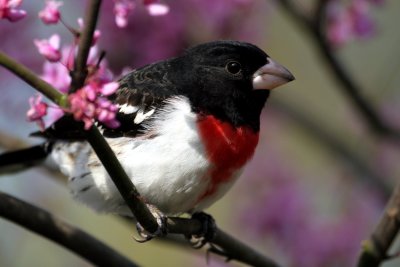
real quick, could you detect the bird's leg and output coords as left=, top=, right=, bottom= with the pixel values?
left=134, top=204, right=168, bottom=243
left=187, top=211, right=217, bottom=249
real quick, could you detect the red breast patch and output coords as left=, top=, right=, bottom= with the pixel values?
left=197, top=115, right=259, bottom=200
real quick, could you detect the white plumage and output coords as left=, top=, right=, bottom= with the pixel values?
left=51, top=97, right=241, bottom=216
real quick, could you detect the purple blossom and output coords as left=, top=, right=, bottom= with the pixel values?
left=34, top=34, right=62, bottom=62
left=41, top=61, right=71, bottom=93
left=237, top=146, right=382, bottom=267
left=0, top=0, right=26, bottom=22
left=38, top=0, right=62, bottom=24
left=349, top=0, right=375, bottom=38
left=113, top=0, right=135, bottom=28
left=325, top=0, right=383, bottom=47
left=26, top=94, right=48, bottom=130
left=112, top=0, right=169, bottom=28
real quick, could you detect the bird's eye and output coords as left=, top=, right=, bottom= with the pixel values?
left=225, top=61, right=242, bottom=74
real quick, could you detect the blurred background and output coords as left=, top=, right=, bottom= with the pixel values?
left=1, top=0, right=400, bottom=266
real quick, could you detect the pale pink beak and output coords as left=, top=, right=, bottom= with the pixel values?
left=252, top=58, right=295, bottom=90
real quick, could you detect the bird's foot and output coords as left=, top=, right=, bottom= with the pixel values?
left=134, top=204, right=168, bottom=243
left=187, top=212, right=217, bottom=249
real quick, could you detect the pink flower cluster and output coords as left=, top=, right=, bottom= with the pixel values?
left=326, top=0, right=384, bottom=47
left=69, top=81, right=120, bottom=130
left=113, top=0, right=169, bottom=28
left=0, top=0, right=26, bottom=22
left=29, top=37, right=121, bottom=130
left=27, top=1, right=121, bottom=131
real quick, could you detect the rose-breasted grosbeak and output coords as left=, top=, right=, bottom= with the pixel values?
left=0, top=40, right=294, bottom=218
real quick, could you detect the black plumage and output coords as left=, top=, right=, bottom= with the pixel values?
left=36, top=41, right=277, bottom=139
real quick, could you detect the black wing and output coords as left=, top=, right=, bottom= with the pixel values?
left=33, top=59, right=180, bottom=140
left=104, top=60, right=179, bottom=137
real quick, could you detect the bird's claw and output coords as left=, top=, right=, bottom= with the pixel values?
left=187, top=212, right=217, bottom=249
left=134, top=204, right=168, bottom=243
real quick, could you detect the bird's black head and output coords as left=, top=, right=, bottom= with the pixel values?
left=169, top=40, right=294, bottom=131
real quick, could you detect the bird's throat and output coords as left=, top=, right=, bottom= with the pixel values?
left=196, top=115, right=259, bottom=200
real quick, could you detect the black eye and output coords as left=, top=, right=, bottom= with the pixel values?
left=225, top=61, right=242, bottom=74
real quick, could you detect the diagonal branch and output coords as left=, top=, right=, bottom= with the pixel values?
left=0, top=51, right=67, bottom=107
left=357, top=183, right=400, bottom=267
left=70, top=0, right=102, bottom=93
left=276, top=0, right=400, bottom=140
left=86, top=127, right=161, bottom=233
left=0, top=191, right=138, bottom=267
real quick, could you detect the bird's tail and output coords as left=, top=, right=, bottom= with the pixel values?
left=0, top=142, right=53, bottom=175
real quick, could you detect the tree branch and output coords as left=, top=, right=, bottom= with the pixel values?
left=0, top=51, right=67, bottom=107
left=0, top=191, right=138, bottom=267
left=68, top=0, right=160, bottom=233
left=357, top=183, right=400, bottom=267
left=124, top=217, right=281, bottom=267
left=86, top=127, right=160, bottom=233
left=70, top=0, right=102, bottom=93
left=276, top=0, right=400, bottom=139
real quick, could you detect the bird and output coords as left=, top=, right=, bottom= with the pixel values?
left=0, top=40, right=294, bottom=227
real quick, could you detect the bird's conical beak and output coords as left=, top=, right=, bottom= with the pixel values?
left=252, top=58, right=295, bottom=90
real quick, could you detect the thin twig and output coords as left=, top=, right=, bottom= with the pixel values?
left=212, top=229, right=281, bottom=267
left=0, top=131, right=66, bottom=183
left=122, top=217, right=281, bottom=267
left=69, top=0, right=102, bottom=93
left=0, top=191, right=138, bottom=267
left=0, top=51, right=67, bottom=107
left=276, top=0, right=400, bottom=139
left=357, top=183, right=400, bottom=267
left=86, top=127, right=160, bottom=233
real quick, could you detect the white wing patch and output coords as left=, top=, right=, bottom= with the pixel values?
left=118, top=103, right=156, bottom=124
left=118, top=103, right=139, bottom=114
left=134, top=109, right=155, bottom=124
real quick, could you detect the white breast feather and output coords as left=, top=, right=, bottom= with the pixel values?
left=52, top=97, right=241, bottom=216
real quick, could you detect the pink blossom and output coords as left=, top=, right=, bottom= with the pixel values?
left=86, top=45, right=115, bottom=84
left=34, top=34, right=62, bottom=62
left=143, top=0, right=169, bottom=16
left=27, top=94, right=48, bottom=130
left=101, top=81, right=119, bottom=95
left=41, top=61, right=71, bottom=93
left=0, top=0, right=26, bottom=22
left=38, top=0, right=62, bottom=24
left=114, top=0, right=135, bottom=28
left=326, top=1, right=353, bottom=47
left=68, top=81, right=120, bottom=130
